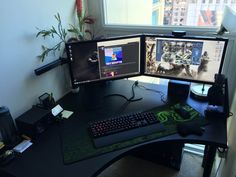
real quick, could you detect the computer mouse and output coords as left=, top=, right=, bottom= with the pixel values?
left=174, top=107, right=190, bottom=119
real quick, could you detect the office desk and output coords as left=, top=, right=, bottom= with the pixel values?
left=0, top=79, right=227, bottom=177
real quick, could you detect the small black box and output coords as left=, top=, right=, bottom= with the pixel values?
left=168, top=80, right=190, bottom=101
left=15, top=106, right=54, bottom=139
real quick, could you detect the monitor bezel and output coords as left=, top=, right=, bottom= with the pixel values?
left=142, top=34, right=228, bottom=84
left=66, top=34, right=143, bottom=88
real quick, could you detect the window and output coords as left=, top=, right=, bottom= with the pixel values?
left=153, top=0, right=159, bottom=3
left=103, top=0, right=236, bottom=27
left=152, top=11, right=159, bottom=25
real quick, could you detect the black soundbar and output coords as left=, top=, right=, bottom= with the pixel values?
left=34, top=57, right=69, bottom=76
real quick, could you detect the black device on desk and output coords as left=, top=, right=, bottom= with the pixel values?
left=66, top=34, right=228, bottom=112
left=15, top=106, right=54, bottom=139
left=66, top=34, right=228, bottom=87
left=88, top=111, right=165, bottom=148
left=143, top=34, right=228, bottom=84
left=66, top=34, right=142, bottom=88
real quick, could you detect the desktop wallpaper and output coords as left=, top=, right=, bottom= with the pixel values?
left=104, top=47, right=123, bottom=65
left=69, top=42, right=100, bottom=84
left=145, top=37, right=225, bottom=83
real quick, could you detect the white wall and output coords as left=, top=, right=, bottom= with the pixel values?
left=0, top=0, right=75, bottom=119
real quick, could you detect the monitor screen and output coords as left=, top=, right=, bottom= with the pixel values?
left=66, top=35, right=141, bottom=87
left=144, top=35, right=228, bottom=84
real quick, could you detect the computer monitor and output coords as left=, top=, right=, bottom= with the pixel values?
left=144, top=35, right=228, bottom=84
left=66, top=35, right=141, bottom=88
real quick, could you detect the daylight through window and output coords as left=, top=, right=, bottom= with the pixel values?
left=103, top=0, right=236, bottom=27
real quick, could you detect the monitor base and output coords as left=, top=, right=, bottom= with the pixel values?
left=190, top=84, right=210, bottom=101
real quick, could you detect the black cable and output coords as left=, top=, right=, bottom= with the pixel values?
left=102, top=81, right=142, bottom=116
left=104, top=81, right=143, bottom=103
left=137, top=84, right=167, bottom=104
left=127, top=83, right=135, bottom=101
left=103, top=94, right=130, bottom=101
left=128, top=81, right=143, bottom=102
left=229, top=112, right=233, bottom=117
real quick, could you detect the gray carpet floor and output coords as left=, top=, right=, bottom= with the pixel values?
left=98, top=152, right=217, bottom=177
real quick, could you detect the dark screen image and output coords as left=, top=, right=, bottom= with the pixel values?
left=68, top=42, right=100, bottom=84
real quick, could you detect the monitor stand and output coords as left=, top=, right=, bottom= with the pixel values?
left=78, top=82, right=110, bottom=110
left=190, top=84, right=210, bottom=101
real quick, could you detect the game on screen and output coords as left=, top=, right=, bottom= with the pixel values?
left=145, top=37, right=226, bottom=83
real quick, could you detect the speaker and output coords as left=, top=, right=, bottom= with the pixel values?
left=168, top=80, right=190, bottom=101
left=0, top=107, right=19, bottom=147
left=15, top=106, right=54, bottom=139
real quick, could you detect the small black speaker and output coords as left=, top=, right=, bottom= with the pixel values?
left=15, top=106, right=54, bottom=139
left=0, top=107, right=19, bottom=146
left=168, top=80, right=190, bottom=101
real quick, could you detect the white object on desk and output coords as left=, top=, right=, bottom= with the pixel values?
left=61, top=110, right=74, bottom=119
left=13, top=140, right=33, bottom=153
left=51, top=104, right=63, bottom=116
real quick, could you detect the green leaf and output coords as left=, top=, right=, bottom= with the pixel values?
left=51, top=26, right=57, bottom=33
left=54, top=13, right=60, bottom=21
left=62, top=29, right=67, bottom=40
left=41, top=45, right=46, bottom=50
left=36, top=30, right=52, bottom=39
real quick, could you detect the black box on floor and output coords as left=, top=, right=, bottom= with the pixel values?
left=15, top=106, right=54, bottom=139
left=131, top=142, right=184, bottom=170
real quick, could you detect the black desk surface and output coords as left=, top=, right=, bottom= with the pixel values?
left=1, top=79, right=227, bottom=177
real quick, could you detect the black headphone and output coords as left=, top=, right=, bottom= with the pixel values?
left=207, top=74, right=225, bottom=106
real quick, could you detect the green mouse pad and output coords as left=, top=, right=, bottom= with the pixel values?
left=60, top=103, right=208, bottom=165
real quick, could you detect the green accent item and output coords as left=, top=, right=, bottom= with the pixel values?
left=60, top=103, right=207, bottom=164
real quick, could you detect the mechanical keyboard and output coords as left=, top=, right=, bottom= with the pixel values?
left=88, top=112, right=166, bottom=148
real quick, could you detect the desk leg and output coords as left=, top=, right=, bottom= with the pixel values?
left=202, top=145, right=217, bottom=177
left=202, top=145, right=210, bottom=168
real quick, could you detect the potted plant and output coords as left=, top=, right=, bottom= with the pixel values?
left=36, top=0, right=95, bottom=62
